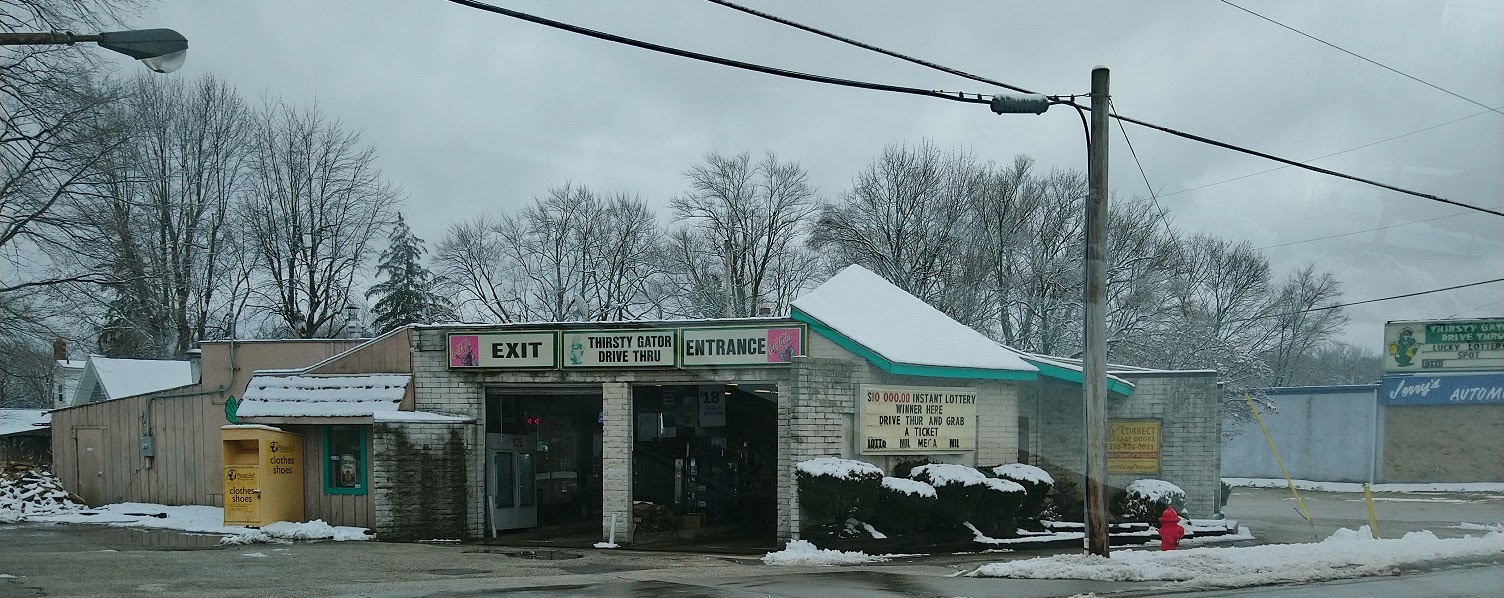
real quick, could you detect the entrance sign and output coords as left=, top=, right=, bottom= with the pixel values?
left=562, top=329, right=677, bottom=368
left=681, top=325, right=805, bottom=366
left=857, top=385, right=976, bottom=454
left=1107, top=419, right=1161, bottom=474
left=1381, top=372, right=1504, bottom=405
left=1384, top=318, right=1504, bottom=373
left=449, top=332, right=557, bottom=369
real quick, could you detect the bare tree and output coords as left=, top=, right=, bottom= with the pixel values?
left=240, top=101, right=399, bottom=338
left=1261, top=265, right=1347, bottom=385
left=45, top=74, right=251, bottom=357
left=669, top=151, right=817, bottom=318
left=435, top=184, right=662, bottom=322
left=811, top=142, right=989, bottom=327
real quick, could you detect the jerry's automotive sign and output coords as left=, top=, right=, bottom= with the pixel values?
left=1381, top=372, right=1504, bottom=406
left=447, top=324, right=804, bottom=369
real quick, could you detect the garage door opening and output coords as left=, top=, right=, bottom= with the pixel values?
left=631, top=383, right=778, bottom=550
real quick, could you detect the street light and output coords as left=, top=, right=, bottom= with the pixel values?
left=0, top=28, right=188, bottom=73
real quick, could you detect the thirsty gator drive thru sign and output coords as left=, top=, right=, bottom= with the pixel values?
left=1384, top=318, right=1504, bottom=373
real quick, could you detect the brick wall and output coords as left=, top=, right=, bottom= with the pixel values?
left=371, top=421, right=478, bottom=541
left=1026, top=373, right=1223, bottom=516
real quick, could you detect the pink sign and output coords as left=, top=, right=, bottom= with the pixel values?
left=767, top=328, right=801, bottom=363
left=449, top=335, right=479, bottom=367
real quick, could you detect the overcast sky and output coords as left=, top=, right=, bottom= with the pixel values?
left=123, top=0, right=1502, bottom=349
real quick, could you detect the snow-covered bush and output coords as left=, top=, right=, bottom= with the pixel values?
left=1112, top=478, right=1188, bottom=525
left=970, top=477, right=1027, bottom=537
left=909, top=463, right=992, bottom=528
left=989, top=463, right=1054, bottom=523
left=795, top=457, right=884, bottom=536
left=870, top=476, right=937, bottom=536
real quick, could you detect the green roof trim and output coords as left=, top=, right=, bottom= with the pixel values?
left=791, top=308, right=1037, bottom=382
left=1024, top=358, right=1137, bottom=397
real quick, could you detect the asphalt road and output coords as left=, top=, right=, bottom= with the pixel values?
left=1221, top=486, right=1504, bottom=544
left=1, top=488, right=1500, bottom=597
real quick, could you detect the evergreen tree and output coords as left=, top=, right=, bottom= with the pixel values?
left=366, top=214, right=450, bottom=334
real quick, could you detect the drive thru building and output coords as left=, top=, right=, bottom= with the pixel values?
left=225, top=265, right=1225, bottom=545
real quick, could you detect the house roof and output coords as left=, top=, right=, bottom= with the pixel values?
left=77, top=356, right=195, bottom=403
left=791, top=264, right=1039, bottom=381
left=0, top=409, right=49, bottom=437
left=237, top=374, right=466, bottom=422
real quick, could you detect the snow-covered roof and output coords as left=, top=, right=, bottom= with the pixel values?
left=1015, top=349, right=1136, bottom=395
left=57, top=360, right=86, bottom=369
left=0, top=409, right=50, bottom=437
left=239, top=375, right=411, bottom=418
left=791, top=265, right=1037, bottom=375
left=81, top=356, right=196, bottom=402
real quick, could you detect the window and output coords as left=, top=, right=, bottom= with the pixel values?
left=323, top=426, right=367, bottom=495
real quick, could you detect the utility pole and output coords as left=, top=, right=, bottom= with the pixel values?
left=1084, top=66, right=1112, bottom=558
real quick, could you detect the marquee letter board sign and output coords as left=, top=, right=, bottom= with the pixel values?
left=858, top=385, right=976, bottom=454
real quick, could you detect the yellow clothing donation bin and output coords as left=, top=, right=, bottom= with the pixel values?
left=222, top=425, right=304, bottom=527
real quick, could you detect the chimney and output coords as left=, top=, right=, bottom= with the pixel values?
left=53, top=339, right=67, bottom=362
left=187, top=348, right=202, bottom=385
left=344, top=305, right=363, bottom=339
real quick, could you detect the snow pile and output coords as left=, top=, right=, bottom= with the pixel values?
left=0, top=464, right=83, bottom=522
left=1222, top=478, right=1504, bottom=493
left=992, top=463, right=1054, bottom=485
left=761, top=539, right=887, bottom=566
left=593, top=541, right=619, bottom=549
left=910, top=463, right=989, bottom=487
left=795, top=457, right=882, bottom=480
left=1454, top=522, right=1504, bottom=533
left=965, top=521, right=1082, bottom=545
left=970, top=527, right=1503, bottom=588
left=26, top=502, right=371, bottom=544
left=1126, top=479, right=1184, bottom=503
left=881, top=476, right=937, bottom=498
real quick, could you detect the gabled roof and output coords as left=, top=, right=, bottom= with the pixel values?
left=72, top=356, right=195, bottom=404
left=791, top=265, right=1038, bottom=381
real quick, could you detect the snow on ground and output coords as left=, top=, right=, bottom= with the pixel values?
left=25, top=503, right=371, bottom=544
left=1453, top=522, right=1504, bottom=533
left=881, top=476, right=936, bottom=498
left=970, top=526, right=1503, bottom=588
left=1, top=466, right=82, bottom=522
left=1223, top=477, right=1504, bottom=493
left=992, top=463, right=1053, bottom=485
left=965, top=522, right=1085, bottom=545
left=761, top=539, right=888, bottom=566
left=593, top=541, right=619, bottom=549
left=796, top=457, right=883, bottom=480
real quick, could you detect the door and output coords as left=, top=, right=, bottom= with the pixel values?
left=487, top=434, right=537, bottom=531
left=74, top=428, right=104, bottom=505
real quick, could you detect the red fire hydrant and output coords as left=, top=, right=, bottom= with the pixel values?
left=1158, top=506, right=1185, bottom=551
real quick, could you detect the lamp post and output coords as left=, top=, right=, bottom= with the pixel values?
left=0, top=28, right=188, bottom=73
left=992, top=68, right=1112, bottom=558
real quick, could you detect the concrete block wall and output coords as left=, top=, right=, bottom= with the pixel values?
left=371, top=421, right=479, bottom=540
left=782, top=356, right=857, bottom=540
left=410, top=329, right=487, bottom=538
left=1028, top=374, right=1223, bottom=516
left=600, top=382, right=632, bottom=542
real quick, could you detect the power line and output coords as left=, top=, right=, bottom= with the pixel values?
left=1254, top=212, right=1468, bottom=250
left=1447, top=298, right=1504, bottom=319
left=1110, top=98, right=1174, bottom=235
left=441, top=0, right=993, bottom=106
left=1229, top=278, right=1504, bottom=323
left=701, top=0, right=1503, bottom=218
left=1157, top=107, right=1500, bottom=200
left=1219, top=0, right=1503, bottom=116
